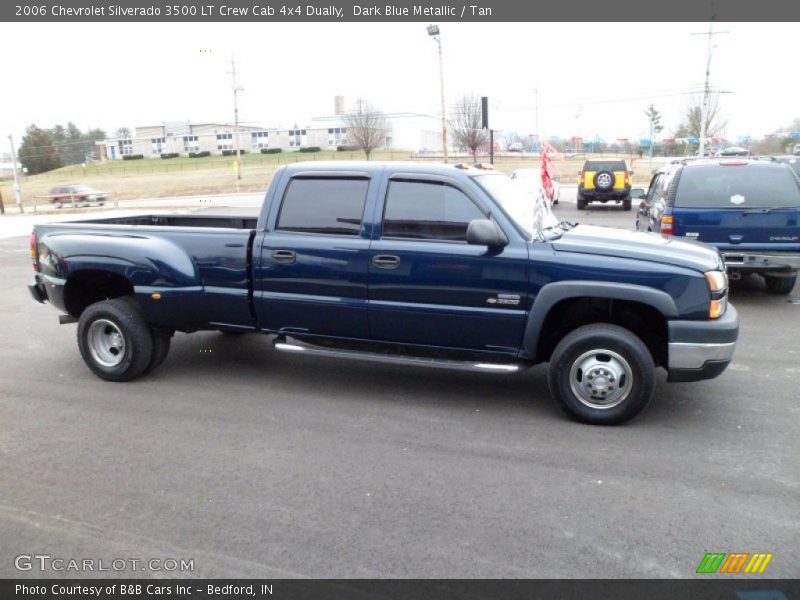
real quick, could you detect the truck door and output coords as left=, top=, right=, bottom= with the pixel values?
left=367, top=174, right=529, bottom=353
left=253, top=173, right=372, bottom=339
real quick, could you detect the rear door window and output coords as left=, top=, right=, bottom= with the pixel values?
left=646, top=174, right=663, bottom=201
left=277, top=177, right=369, bottom=235
left=586, top=161, right=626, bottom=172
left=674, top=165, right=800, bottom=208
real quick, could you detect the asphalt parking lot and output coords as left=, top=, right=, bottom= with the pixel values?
left=0, top=196, right=798, bottom=579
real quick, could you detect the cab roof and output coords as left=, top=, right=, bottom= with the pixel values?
left=279, top=160, right=502, bottom=179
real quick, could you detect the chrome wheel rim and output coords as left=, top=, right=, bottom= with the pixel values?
left=568, top=349, right=632, bottom=410
left=87, top=319, right=126, bottom=367
left=597, top=173, right=612, bottom=188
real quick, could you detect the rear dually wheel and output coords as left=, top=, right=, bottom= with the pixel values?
left=77, top=297, right=153, bottom=381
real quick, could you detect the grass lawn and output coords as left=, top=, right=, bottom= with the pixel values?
left=0, top=150, right=665, bottom=209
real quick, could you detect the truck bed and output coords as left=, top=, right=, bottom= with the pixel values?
left=33, top=213, right=259, bottom=332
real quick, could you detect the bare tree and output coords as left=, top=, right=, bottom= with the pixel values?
left=344, top=99, right=388, bottom=160
left=114, top=127, right=132, bottom=139
left=450, top=94, right=488, bottom=160
left=676, top=94, right=727, bottom=139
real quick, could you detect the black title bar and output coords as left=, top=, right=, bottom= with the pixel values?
left=3, top=0, right=800, bottom=22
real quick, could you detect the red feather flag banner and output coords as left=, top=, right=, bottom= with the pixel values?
left=539, top=140, right=562, bottom=202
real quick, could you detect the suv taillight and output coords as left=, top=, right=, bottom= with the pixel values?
left=30, top=231, right=39, bottom=272
left=579, top=170, right=585, bottom=185
left=660, top=215, right=674, bottom=235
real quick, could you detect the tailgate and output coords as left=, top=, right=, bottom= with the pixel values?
left=674, top=207, right=800, bottom=248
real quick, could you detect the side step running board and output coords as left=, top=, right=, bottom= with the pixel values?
left=273, top=338, right=524, bottom=374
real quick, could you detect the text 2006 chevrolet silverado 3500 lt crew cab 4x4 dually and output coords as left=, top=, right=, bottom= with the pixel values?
left=28, top=162, right=739, bottom=424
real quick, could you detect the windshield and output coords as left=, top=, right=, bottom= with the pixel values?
left=675, top=164, right=800, bottom=209
left=474, top=173, right=559, bottom=239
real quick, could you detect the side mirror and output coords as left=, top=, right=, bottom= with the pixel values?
left=630, top=188, right=646, bottom=199
left=629, top=170, right=635, bottom=176
left=466, top=219, right=508, bottom=248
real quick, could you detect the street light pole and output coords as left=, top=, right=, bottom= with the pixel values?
left=692, top=22, right=728, bottom=157
left=427, top=25, right=448, bottom=163
left=228, top=55, right=244, bottom=189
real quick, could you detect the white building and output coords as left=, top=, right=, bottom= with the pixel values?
left=98, top=122, right=274, bottom=160
left=96, top=104, right=447, bottom=160
left=309, top=112, right=444, bottom=153
left=0, top=153, right=22, bottom=179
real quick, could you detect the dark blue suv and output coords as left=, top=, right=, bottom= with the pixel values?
left=636, top=158, right=800, bottom=294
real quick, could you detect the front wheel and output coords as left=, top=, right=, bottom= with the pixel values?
left=77, top=297, right=153, bottom=381
left=764, top=273, right=797, bottom=295
left=548, top=324, right=655, bottom=425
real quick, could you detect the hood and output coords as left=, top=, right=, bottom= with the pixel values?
left=551, top=224, right=723, bottom=272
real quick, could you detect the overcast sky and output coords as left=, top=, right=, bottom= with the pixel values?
left=0, top=21, right=797, bottom=145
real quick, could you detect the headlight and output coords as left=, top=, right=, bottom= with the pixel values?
left=705, top=271, right=728, bottom=318
left=705, top=270, right=727, bottom=293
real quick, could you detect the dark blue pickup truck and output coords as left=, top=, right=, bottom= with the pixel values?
left=29, top=162, right=738, bottom=424
left=636, top=158, right=800, bottom=294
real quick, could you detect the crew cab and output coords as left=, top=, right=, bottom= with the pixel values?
left=28, top=162, right=738, bottom=425
left=636, top=158, right=800, bottom=294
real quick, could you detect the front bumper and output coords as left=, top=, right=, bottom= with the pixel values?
left=722, top=252, right=800, bottom=272
left=666, top=303, right=739, bottom=382
left=28, top=276, right=47, bottom=303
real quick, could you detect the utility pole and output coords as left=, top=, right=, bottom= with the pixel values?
left=427, top=25, right=448, bottom=163
left=8, top=135, right=22, bottom=214
left=692, top=21, right=728, bottom=157
left=534, top=87, right=539, bottom=145
left=227, top=55, right=243, bottom=189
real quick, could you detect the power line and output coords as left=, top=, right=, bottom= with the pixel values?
left=497, top=89, right=711, bottom=113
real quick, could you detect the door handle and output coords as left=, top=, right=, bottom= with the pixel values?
left=271, top=249, right=296, bottom=264
left=372, top=255, right=400, bottom=269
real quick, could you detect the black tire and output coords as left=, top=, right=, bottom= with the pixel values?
left=144, top=328, right=172, bottom=374
left=593, top=170, right=616, bottom=191
left=77, top=297, right=153, bottom=382
left=763, top=273, right=797, bottom=295
left=548, top=323, right=655, bottom=425
left=576, top=193, right=587, bottom=210
left=622, top=198, right=632, bottom=211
